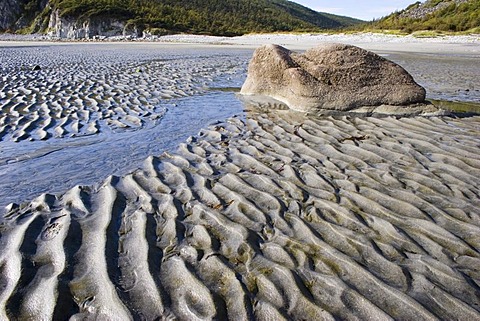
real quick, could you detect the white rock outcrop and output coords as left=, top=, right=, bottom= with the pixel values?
left=47, top=9, right=141, bottom=39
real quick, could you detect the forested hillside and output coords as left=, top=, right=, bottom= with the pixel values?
left=3, top=0, right=362, bottom=36
left=368, top=0, right=479, bottom=33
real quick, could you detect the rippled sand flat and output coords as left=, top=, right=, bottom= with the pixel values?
left=0, top=43, right=246, bottom=142
left=0, top=43, right=249, bottom=210
left=1, top=109, right=479, bottom=320
left=1, top=39, right=480, bottom=320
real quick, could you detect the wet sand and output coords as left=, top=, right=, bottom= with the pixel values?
left=1, top=110, right=479, bottom=320
left=0, top=36, right=479, bottom=320
left=0, top=43, right=248, bottom=142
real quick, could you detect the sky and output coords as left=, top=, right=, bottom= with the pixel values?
left=294, top=0, right=419, bottom=21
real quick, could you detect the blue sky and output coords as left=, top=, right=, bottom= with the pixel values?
left=294, top=0, right=418, bottom=21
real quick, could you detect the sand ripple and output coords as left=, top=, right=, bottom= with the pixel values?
left=1, top=110, right=479, bottom=320
left=0, top=44, right=246, bottom=142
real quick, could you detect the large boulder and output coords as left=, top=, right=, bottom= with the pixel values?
left=240, top=43, right=432, bottom=114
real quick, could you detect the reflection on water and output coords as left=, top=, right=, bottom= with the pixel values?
left=0, top=91, right=245, bottom=212
left=387, top=52, right=480, bottom=103
left=429, top=99, right=480, bottom=114
left=1, top=95, right=478, bottom=213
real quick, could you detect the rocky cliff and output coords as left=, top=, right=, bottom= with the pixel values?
left=399, top=0, right=471, bottom=19
left=47, top=9, right=142, bottom=39
left=0, top=0, right=50, bottom=32
left=0, top=0, right=28, bottom=31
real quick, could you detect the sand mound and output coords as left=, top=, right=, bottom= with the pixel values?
left=1, top=110, right=479, bottom=320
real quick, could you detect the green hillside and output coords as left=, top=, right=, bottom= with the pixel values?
left=15, top=0, right=363, bottom=36
left=367, top=0, right=480, bottom=33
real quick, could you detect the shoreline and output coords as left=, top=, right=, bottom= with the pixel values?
left=0, top=37, right=478, bottom=210
left=0, top=35, right=479, bottom=320
left=1, top=31, right=479, bottom=50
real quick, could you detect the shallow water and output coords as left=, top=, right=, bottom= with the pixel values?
left=0, top=43, right=479, bottom=213
left=0, top=44, right=251, bottom=211
left=1, top=108, right=479, bottom=320
left=385, top=51, right=480, bottom=102
left=0, top=42, right=479, bottom=320
left=0, top=91, right=245, bottom=211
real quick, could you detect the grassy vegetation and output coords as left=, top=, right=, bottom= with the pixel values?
left=366, top=0, right=480, bottom=33
left=16, top=0, right=53, bottom=34
left=430, top=99, right=480, bottom=114
left=27, top=0, right=361, bottom=36
left=12, top=0, right=478, bottom=37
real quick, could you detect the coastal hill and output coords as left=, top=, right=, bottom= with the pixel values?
left=0, top=0, right=362, bottom=38
left=367, top=0, right=479, bottom=33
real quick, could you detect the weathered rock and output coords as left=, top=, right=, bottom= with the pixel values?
left=47, top=9, right=142, bottom=39
left=0, top=0, right=49, bottom=31
left=240, top=44, right=432, bottom=114
left=399, top=0, right=470, bottom=20
left=0, top=0, right=28, bottom=31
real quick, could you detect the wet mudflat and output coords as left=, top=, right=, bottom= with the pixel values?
left=0, top=40, right=479, bottom=321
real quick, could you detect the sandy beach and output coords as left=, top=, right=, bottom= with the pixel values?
left=0, top=34, right=479, bottom=320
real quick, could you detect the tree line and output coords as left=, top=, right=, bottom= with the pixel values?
left=367, top=0, right=479, bottom=33
left=37, top=0, right=358, bottom=36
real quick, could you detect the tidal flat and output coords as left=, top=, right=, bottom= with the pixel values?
left=0, top=38, right=479, bottom=320
left=0, top=43, right=251, bottom=209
